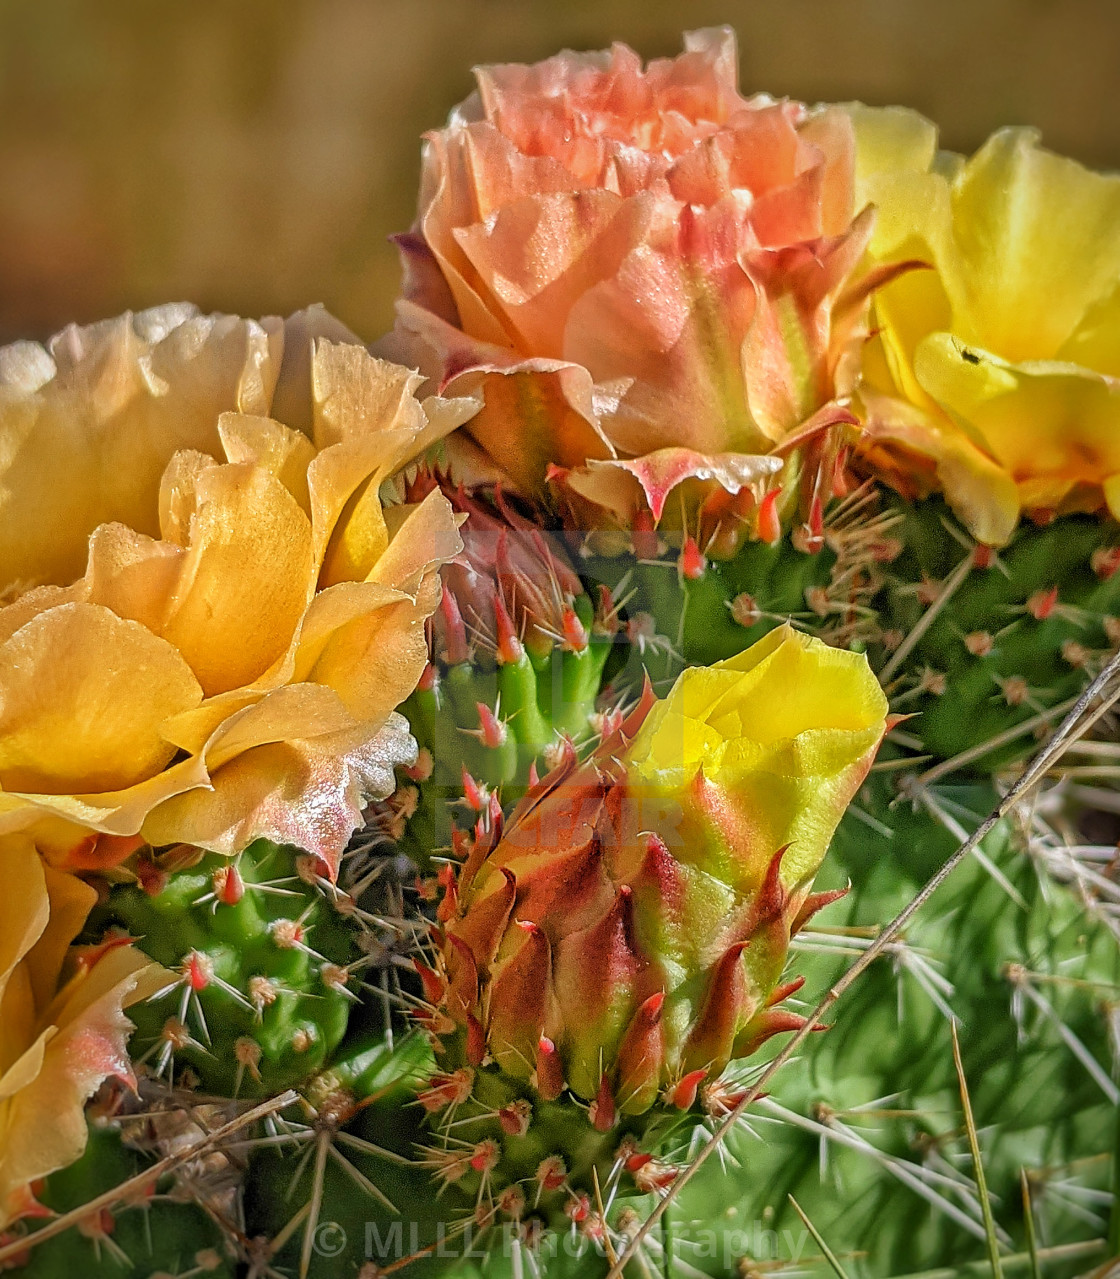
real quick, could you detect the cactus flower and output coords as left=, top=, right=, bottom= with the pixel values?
left=428, top=625, right=887, bottom=1115
left=0, top=835, right=164, bottom=1228
left=848, top=105, right=1120, bottom=546
left=382, top=30, right=889, bottom=541
left=0, top=313, right=476, bottom=875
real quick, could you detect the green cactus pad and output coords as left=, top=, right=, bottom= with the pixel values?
left=91, top=840, right=359, bottom=1097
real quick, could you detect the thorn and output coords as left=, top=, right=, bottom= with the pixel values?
left=756, top=488, right=782, bottom=544
left=561, top=606, right=589, bottom=653
left=475, top=702, right=509, bottom=750
left=666, top=1068, right=708, bottom=1110
left=678, top=536, right=706, bottom=580
left=1026, top=586, right=1059, bottom=621
left=589, top=1073, right=616, bottom=1132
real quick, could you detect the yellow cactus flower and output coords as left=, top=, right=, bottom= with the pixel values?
left=0, top=311, right=477, bottom=876
left=847, top=105, right=1120, bottom=545
left=0, top=835, right=165, bottom=1228
left=624, top=623, right=889, bottom=886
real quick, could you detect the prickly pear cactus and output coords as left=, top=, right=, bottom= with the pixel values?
left=7, top=1123, right=236, bottom=1278
left=870, top=496, right=1120, bottom=770
left=403, top=628, right=888, bottom=1238
left=579, top=478, right=901, bottom=698
left=663, top=765, right=1120, bottom=1275
left=88, top=840, right=362, bottom=1097
left=387, top=472, right=615, bottom=867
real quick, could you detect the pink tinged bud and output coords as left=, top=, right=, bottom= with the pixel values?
left=679, top=536, right=706, bottom=580
left=438, top=588, right=470, bottom=666
left=626, top=1152, right=679, bottom=1194
left=1092, top=547, right=1120, bottom=580
left=1027, top=586, right=1059, bottom=621
left=588, top=1073, right=616, bottom=1132
left=757, top=489, right=782, bottom=544
left=498, top=1185, right=525, bottom=1219
left=475, top=702, right=509, bottom=750
left=561, top=606, right=589, bottom=653
left=615, top=992, right=666, bottom=1115
left=527, top=760, right=540, bottom=788
left=534, top=1036, right=565, bottom=1101
left=536, top=1155, right=567, bottom=1192
left=964, top=630, right=994, bottom=657
left=682, top=941, right=751, bottom=1076
left=729, top=592, right=760, bottom=627
left=487, top=921, right=553, bottom=1077
left=469, top=1139, right=500, bottom=1174
left=565, top=1194, right=591, bottom=1223
left=418, top=662, right=439, bottom=694
left=972, top=544, right=996, bottom=570
left=492, top=593, right=524, bottom=665
left=666, top=1068, right=709, bottom=1110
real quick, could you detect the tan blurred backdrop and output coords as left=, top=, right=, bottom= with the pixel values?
left=1, top=0, right=1118, bottom=346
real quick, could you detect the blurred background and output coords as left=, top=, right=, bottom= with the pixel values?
left=1, top=0, right=1118, bottom=346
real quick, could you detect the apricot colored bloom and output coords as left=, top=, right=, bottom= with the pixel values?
left=0, top=835, right=164, bottom=1228
left=0, top=309, right=476, bottom=875
left=849, top=106, right=1120, bottom=545
left=382, top=29, right=888, bottom=537
left=437, top=626, right=886, bottom=1107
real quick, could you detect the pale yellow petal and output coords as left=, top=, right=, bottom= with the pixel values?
left=0, top=308, right=283, bottom=592
left=0, top=602, right=203, bottom=794
left=160, top=463, right=315, bottom=696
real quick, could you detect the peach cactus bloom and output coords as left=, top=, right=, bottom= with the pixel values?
left=0, top=835, right=164, bottom=1228
left=381, top=29, right=893, bottom=541
left=0, top=308, right=477, bottom=876
left=848, top=105, right=1120, bottom=546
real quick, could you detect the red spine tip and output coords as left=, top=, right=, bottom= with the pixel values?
left=756, top=488, right=782, bottom=544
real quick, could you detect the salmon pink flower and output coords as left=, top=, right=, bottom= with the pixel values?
left=382, top=30, right=892, bottom=545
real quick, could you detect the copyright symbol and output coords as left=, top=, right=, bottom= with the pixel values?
left=313, top=1220, right=348, bottom=1257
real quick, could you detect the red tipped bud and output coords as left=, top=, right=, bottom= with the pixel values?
left=535, top=1036, right=565, bottom=1101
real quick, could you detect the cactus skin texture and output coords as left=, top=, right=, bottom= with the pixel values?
left=387, top=475, right=615, bottom=868
left=872, top=496, right=1120, bottom=769
left=5, top=1124, right=235, bottom=1278
left=661, top=770, right=1120, bottom=1276
left=91, top=840, right=359, bottom=1097
left=578, top=481, right=900, bottom=700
